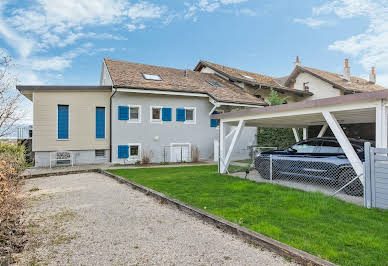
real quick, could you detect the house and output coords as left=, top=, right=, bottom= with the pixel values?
left=17, top=57, right=385, bottom=167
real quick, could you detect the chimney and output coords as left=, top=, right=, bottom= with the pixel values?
left=343, top=58, right=351, bottom=81
left=184, top=69, right=188, bottom=77
left=294, top=56, right=301, bottom=67
left=369, top=66, right=376, bottom=84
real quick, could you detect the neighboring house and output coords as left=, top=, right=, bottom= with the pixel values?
left=17, top=57, right=385, bottom=167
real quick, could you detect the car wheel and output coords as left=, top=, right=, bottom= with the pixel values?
left=338, top=168, right=363, bottom=196
left=257, top=160, right=270, bottom=179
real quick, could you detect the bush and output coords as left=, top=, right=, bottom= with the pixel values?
left=141, top=149, right=153, bottom=165
left=0, top=143, right=26, bottom=260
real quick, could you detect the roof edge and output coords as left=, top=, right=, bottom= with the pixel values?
left=16, top=85, right=112, bottom=92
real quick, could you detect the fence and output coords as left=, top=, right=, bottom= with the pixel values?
left=364, top=143, right=388, bottom=209
left=161, top=145, right=192, bottom=163
left=252, top=152, right=364, bottom=204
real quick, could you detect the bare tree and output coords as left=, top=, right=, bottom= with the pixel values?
left=0, top=53, right=23, bottom=138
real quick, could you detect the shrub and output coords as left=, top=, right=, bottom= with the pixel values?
left=141, top=149, right=153, bottom=165
left=0, top=143, right=26, bottom=260
left=191, top=146, right=200, bottom=163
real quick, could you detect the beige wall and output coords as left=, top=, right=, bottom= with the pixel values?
left=293, top=72, right=342, bottom=101
left=33, top=91, right=111, bottom=152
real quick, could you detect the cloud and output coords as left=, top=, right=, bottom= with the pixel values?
left=296, top=0, right=388, bottom=86
left=294, top=17, right=331, bottom=28
left=184, top=0, right=248, bottom=21
left=127, top=23, right=146, bottom=32
left=238, top=8, right=256, bottom=16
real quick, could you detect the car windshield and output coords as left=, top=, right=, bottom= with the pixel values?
left=290, top=140, right=321, bottom=153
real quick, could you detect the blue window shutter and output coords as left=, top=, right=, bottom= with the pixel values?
left=162, top=108, right=172, bottom=121
left=118, top=106, right=129, bottom=120
left=57, top=105, right=69, bottom=139
left=118, top=145, right=129, bottom=159
left=96, top=107, right=105, bottom=139
left=176, top=108, right=186, bottom=122
left=210, top=111, right=219, bottom=128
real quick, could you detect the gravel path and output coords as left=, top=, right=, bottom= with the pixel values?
left=17, top=172, right=296, bottom=265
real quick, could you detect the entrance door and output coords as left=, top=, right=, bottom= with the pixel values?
left=171, top=144, right=190, bottom=162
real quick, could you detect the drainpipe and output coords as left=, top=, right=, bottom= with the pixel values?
left=109, top=87, right=117, bottom=162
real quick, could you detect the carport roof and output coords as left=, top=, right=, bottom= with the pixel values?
left=212, top=89, right=388, bottom=128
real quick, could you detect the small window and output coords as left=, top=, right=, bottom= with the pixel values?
left=130, top=107, right=139, bottom=120
left=95, top=150, right=105, bottom=157
left=130, top=146, right=139, bottom=156
left=142, top=73, right=162, bottom=81
left=207, top=80, right=225, bottom=87
left=151, top=107, right=162, bottom=122
left=186, top=109, right=194, bottom=121
left=241, top=74, right=253, bottom=80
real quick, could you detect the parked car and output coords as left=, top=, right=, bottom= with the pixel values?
left=254, top=137, right=371, bottom=196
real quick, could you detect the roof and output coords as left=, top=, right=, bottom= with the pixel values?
left=16, top=85, right=112, bottom=91
left=212, top=89, right=388, bottom=121
left=193, top=60, right=313, bottom=97
left=104, top=58, right=265, bottom=106
left=285, top=66, right=386, bottom=93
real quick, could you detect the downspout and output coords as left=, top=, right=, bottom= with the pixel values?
left=109, top=87, right=117, bottom=162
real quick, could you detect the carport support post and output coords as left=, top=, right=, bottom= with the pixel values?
left=219, top=121, right=225, bottom=173
left=322, top=111, right=364, bottom=185
left=317, top=124, right=328, bottom=138
left=303, top=128, right=308, bottom=140
left=220, top=119, right=245, bottom=174
left=375, top=100, right=388, bottom=149
left=292, top=128, right=300, bottom=142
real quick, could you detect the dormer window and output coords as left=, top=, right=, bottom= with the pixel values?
left=142, top=73, right=162, bottom=81
left=207, top=80, right=225, bottom=87
left=241, top=74, right=253, bottom=80
left=303, top=82, right=310, bottom=92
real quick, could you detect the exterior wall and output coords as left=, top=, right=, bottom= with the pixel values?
left=32, top=90, right=111, bottom=152
left=35, top=150, right=110, bottom=167
left=111, top=92, right=219, bottom=163
left=100, top=61, right=113, bottom=86
left=293, top=72, right=342, bottom=101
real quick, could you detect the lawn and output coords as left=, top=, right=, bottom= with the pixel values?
left=109, top=165, right=388, bottom=266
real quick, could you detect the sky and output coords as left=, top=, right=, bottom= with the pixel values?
left=1, top=0, right=388, bottom=124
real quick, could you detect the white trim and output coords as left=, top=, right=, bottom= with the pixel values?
left=117, top=88, right=208, bottom=98
left=209, top=104, right=217, bottom=116
left=150, top=105, right=163, bottom=123
left=170, top=143, right=191, bottom=162
left=127, top=143, right=142, bottom=162
left=220, top=119, right=245, bottom=173
left=322, top=111, right=364, bottom=184
left=317, top=124, right=328, bottom=138
left=225, top=127, right=237, bottom=140
left=56, top=104, right=70, bottom=141
left=128, top=104, right=141, bottom=123
left=221, top=100, right=380, bottom=123
left=292, top=128, right=300, bottom=142
left=376, top=100, right=388, bottom=148
left=184, top=107, right=196, bottom=124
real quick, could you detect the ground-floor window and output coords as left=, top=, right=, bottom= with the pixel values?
left=95, top=149, right=105, bottom=157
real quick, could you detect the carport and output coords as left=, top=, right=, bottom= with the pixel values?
left=212, top=90, right=388, bottom=189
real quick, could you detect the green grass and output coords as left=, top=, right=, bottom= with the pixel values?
left=109, top=165, right=388, bottom=266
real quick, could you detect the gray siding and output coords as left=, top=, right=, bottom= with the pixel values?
left=375, top=161, right=388, bottom=209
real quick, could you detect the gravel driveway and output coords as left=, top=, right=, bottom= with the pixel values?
left=17, top=172, right=296, bottom=265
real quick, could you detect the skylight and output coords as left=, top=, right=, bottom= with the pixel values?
left=241, top=74, right=254, bottom=80
left=142, top=73, right=162, bottom=81
left=207, top=80, right=225, bottom=87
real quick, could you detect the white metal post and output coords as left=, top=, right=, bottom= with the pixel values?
left=322, top=111, right=364, bottom=184
left=303, top=128, right=308, bottom=140
left=292, top=128, right=300, bottom=142
left=317, top=124, right=328, bottom=138
left=219, top=121, right=225, bottom=173
left=376, top=100, right=388, bottom=149
left=222, top=120, right=246, bottom=174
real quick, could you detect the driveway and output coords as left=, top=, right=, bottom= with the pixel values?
left=17, top=172, right=296, bottom=265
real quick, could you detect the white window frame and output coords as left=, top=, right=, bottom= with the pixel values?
left=184, top=107, right=196, bottom=125
left=150, top=106, right=163, bottom=123
left=56, top=104, right=70, bottom=141
left=128, top=104, right=141, bottom=123
left=127, top=143, right=142, bottom=162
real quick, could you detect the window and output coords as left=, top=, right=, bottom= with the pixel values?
left=130, top=106, right=139, bottom=120
left=118, top=106, right=129, bottom=120
left=290, top=140, right=321, bottom=153
left=57, top=105, right=69, bottom=139
left=130, top=146, right=139, bottom=156
left=95, top=150, right=105, bottom=157
left=142, top=73, right=162, bottom=81
left=96, top=107, right=105, bottom=139
left=151, top=106, right=162, bottom=122
left=241, top=74, right=253, bottom=80
left=176, top=107, right=196, bottom=124
left=207, top=80, right=225, bottom=87
left=186, top=109, right=194, bottom=121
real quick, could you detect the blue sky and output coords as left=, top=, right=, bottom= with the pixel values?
left=1, top=0, right=387, bottom=123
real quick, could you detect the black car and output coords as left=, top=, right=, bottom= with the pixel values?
left=254, top=137, right=370, bottom=196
